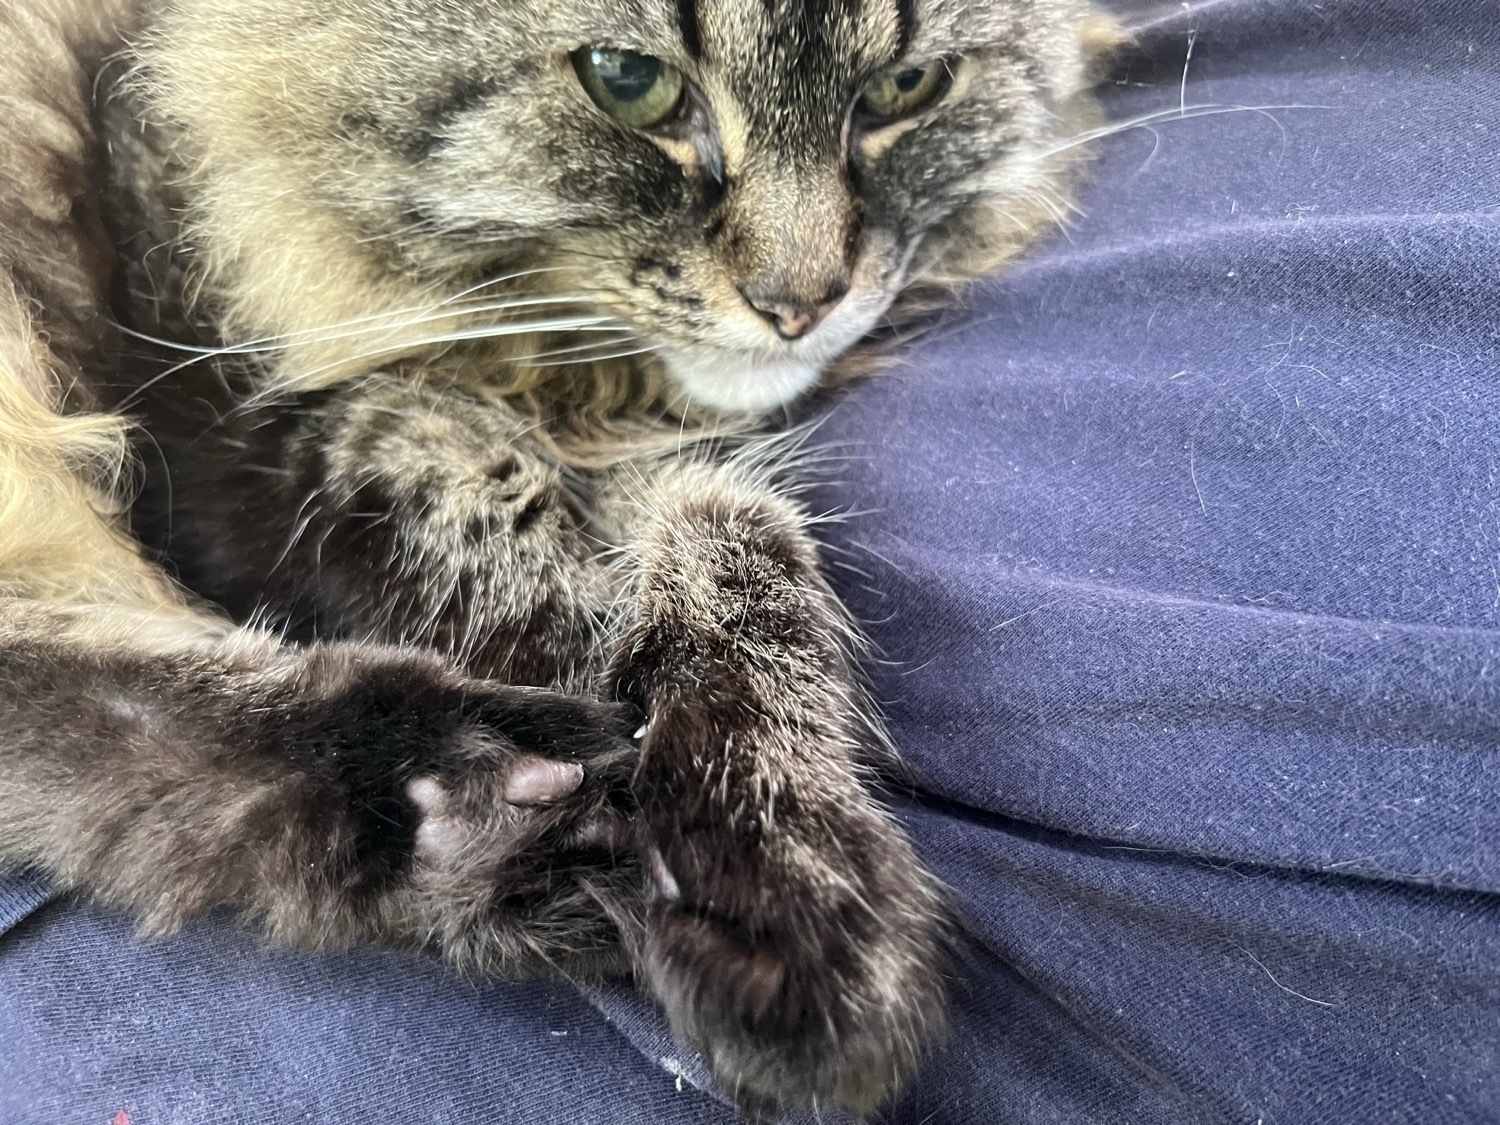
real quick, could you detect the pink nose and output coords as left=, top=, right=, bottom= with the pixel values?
left=741, top=284, right=849, bottom=340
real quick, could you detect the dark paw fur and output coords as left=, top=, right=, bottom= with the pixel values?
left=630, top=708, right=948, bottom=1118
left=278, top=647, right=644, bottom=974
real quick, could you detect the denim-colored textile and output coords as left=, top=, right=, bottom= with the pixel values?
left=3, top=0, right=1497, bottom=1121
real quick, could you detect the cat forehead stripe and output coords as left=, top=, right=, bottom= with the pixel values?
left=893, top=0, right=914, bottom=55
left=677, top=0, right=703, bottom=58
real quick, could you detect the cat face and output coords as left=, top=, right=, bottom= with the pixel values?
left=157, top=0, right=1102, bottom=413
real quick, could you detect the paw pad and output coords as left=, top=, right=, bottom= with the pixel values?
left=406, top=777, right=464, bottom=864
left=501, top=756, right=584, bottom=805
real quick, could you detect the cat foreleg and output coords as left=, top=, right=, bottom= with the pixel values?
left=600, top=456, right=948, bottom=1116
left=135, top=373, right=613, bottom=688
left=0, top=600, right=639, bottom=976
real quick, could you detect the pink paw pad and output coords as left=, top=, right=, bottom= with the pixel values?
left=502, top=756, right=584, bottom=805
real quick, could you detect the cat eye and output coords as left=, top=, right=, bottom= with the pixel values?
left=855, top=60, right=954, bottom=126
left=572, top=47, right=686, bottom=130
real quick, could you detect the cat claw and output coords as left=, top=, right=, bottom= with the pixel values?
left=649, top=847, right=681, bottom=902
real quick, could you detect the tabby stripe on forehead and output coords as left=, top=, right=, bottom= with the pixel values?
left=677, top=0, right=702, bottom=58
left=894, top=0, right=914, bottom=55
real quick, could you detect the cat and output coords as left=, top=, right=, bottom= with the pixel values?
left=0, top=0, right=1116, bottom=1115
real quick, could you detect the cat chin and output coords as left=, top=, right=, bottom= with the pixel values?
left=658, top=347, right=825, bottom=414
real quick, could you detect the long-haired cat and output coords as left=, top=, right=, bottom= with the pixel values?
left=0, top=0, right=1115, bottom=1114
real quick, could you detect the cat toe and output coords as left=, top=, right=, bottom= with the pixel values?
left=467, top=689, right=642, bottom=765
left=502, top=755, right=585, bottom=804
left=569, top=808, right=635, bottom=853
left=636, top=827, right=947, bottom=1117
left=405, top=776, right=466, bottom=865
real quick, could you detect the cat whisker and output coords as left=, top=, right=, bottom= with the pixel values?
left=1036, top=101, right=1330, bottom=162
left=117, top=289, right=590, bottom=359
left=113, top=299, right=616, bottom=411
left=225, top=317, right=633, bottom=410
left=1018, top=187, right=1078, bottom=242
left=507, top=333, right=645, bottom=363
left=531, top=348, right=658, bottom=368
left=523, top=344, right=661, bottom=368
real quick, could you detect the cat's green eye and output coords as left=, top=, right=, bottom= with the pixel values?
left=572, top=47, right=685, bottom=129
left=856, top=61, right=953, bottom=125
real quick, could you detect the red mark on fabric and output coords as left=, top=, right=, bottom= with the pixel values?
left=111, top=1112, right=132, bottom=1125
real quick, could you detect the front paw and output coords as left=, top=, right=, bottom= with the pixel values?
left=632, top=701, right=948, bottom=1118
left=398, top=745, right=641, bottom=977
left=284, top=646, right=642, bottom=974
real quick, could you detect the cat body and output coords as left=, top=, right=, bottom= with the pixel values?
left=0, top=0, right=1111, bottom=1114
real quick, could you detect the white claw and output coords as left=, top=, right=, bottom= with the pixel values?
left=649, top=847, right=681, bottom=903
left=633, top=724, right=648, bottom=741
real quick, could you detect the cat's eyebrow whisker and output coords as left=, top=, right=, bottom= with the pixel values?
left=1036, top=101, right=1330, bottom=161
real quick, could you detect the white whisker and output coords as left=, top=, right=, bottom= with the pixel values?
left=117, top=289, right=586, bottom=359
left=525, top=345, right=660, bottom=368
left=248, top=317, right=631, bottom=397
left=505, top=333, right=647, bottom=363
left=116, top=304, right=621, bottom=409
left=1035, top=101, right=1331, bottom=162
left=1180, top=30, right=1198, bottom=116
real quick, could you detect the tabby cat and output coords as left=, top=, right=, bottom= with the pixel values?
left=0, top=0, right=1112, bottom=1114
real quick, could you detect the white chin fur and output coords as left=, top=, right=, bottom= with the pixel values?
left=659, top=347, right=825, bottom=414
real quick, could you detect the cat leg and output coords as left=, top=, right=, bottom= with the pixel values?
left=0, top=600, right=641, bottom=976
left=601, top=456, right=948, bottom=1116
left=132, top=372, right=614, bottom=689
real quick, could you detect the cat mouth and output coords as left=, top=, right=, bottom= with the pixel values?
left=649, top=277, right=898, bottom=413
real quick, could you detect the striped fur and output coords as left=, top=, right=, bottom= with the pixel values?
left=0, top=0, right=1115, bottom=1115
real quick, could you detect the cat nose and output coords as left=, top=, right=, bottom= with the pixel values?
left=740, top=282, right=849, bottom=340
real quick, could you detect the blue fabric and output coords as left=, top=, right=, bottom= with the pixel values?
left=0, top=901, right=733, bottom=1124
left=4, top=0, right=1499, bottom=1120
left=0, top=870, right=50, bottom=935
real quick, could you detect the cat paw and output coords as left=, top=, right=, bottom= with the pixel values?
left=283, top=646, right=643, bottom=973
left=397, top=725, right=641, bottom=976
left=404, top=748, right=634, bottom=872
left=406, top=767, right=582, bottom=865
left=631, top=709, right=948, bottom=1117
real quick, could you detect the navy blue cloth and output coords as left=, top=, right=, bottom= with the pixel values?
left=4, top=0, right=1498, bottom=1121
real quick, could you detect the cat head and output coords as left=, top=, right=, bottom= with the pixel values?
left=151, top=0, right=1112, bottom=416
